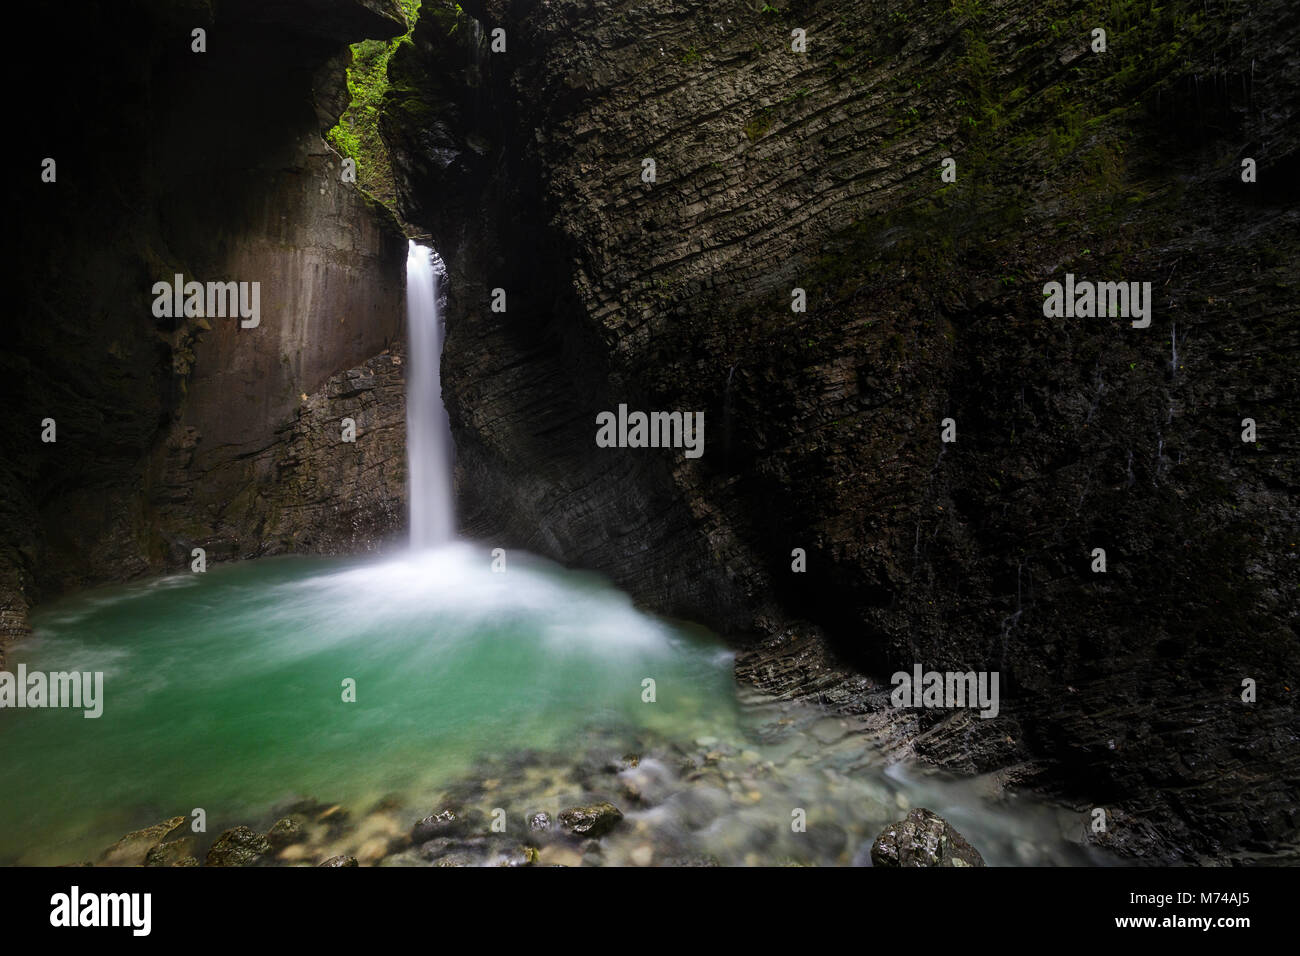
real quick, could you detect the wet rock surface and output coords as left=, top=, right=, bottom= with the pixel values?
left=558, top=803, right=624, bottom=838
left=98, top=817, right=187, bottom=867
left=412, top=807, right=484, bottom=842
left=265, top=817, right=306, bottom=851
left=81, top=692, right=1117, bottom=867
left=871, top=809, right=986, bottom=868
left=206, top=827, right=273, bottom=867
left=144, top=839, right=200, bottom=868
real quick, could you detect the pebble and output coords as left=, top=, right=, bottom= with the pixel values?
left=538, top=846, right=583, bottom=867
left=357, top=837, right=390, bottom=863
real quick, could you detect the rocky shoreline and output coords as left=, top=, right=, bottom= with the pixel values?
left=95, top=800, right=988, bottom=869
left=45, top=689, right=1101, bottom=869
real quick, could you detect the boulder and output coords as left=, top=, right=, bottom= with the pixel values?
left=98, top=816, right=187, bottom=867
left=869, top=809, right=985, bottom=867
left=144, top=838, right=199, bottom=867
left=205, top=826, right=272, bottom=867
left=265, top=817, right=305, bottom=850
left=557, top=802, right=624, bottom=838
left=411, top=806, right=482, bottom=843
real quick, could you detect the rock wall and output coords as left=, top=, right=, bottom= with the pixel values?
left=386, top=0, right=1299, bottom=861
left=2, top=0, right=413, bottom=660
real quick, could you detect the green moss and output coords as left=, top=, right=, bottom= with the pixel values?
left=326, top=1, right=422, bottom=213
left=423, top=1, right=468, bottom=35
left=743, top=110, right=775, bottom=142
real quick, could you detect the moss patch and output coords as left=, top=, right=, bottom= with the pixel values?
left=326, top=0, right=422, bottom=213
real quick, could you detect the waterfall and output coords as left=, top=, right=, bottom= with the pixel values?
left=406, top=240, right=456, bottom=547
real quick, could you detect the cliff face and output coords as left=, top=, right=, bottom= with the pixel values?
left=386, top=0, right=1298, bottom=861
left=2, top=0, right=413, bottom=655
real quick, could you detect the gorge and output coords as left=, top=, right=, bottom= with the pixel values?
left=0, top=203, right=1100, bottom=868
left=3, top=0, right=1298, bottom=867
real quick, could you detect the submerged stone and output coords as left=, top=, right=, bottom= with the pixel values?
left=536, top=845, right=584, bottom=867
left=558, top=802, right=624, bottom=838
left=144, top=838, right=199, bottom=867
left=412, top=806, right=483, bottom=843
left=490, top=844, right=538, bottom=867
left=417, top=836, right=477, bottom=862
left=265, top=817, right=304, bottom=850
left=99, top=816, right=187, bottom=867
left=315, top=804, right=349, bottom=828
left=662, top=854, right=721, bottom=867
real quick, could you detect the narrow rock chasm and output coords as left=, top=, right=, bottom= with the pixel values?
left=3, top=0, right=1297, bottom=866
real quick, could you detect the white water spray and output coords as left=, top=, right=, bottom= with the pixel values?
left=406, top=241, right=456, bottom=547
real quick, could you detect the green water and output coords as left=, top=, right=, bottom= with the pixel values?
left=0, top=544, right=736, bottom=864
left=0, top=544, right=1112, bottom=866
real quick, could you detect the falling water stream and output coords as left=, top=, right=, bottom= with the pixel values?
left=406, top=242, right=455, bottom=547
left=0, top=245, right=1115, bottom=867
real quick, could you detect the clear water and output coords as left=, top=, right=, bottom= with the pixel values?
left=0, top=545, right=1113, bottom=866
